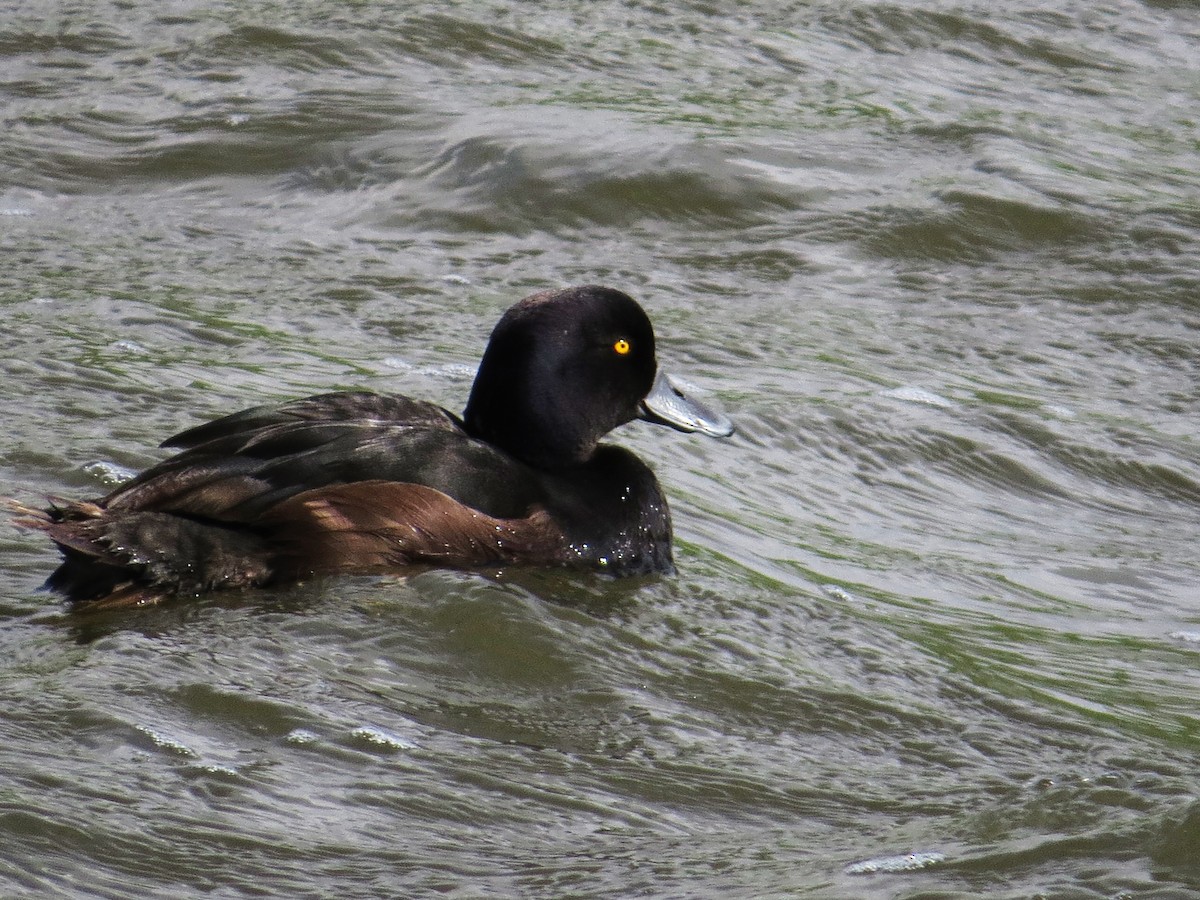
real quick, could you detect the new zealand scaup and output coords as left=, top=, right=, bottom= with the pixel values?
left=13, top=285, right=734, bottom=608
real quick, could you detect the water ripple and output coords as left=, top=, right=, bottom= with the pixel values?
left=3, top=1, right=1200, bottom=897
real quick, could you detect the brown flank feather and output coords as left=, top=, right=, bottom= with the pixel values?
left=265, top=481, right=566, bottom=579
left=7, top=483, right=567, bottom=609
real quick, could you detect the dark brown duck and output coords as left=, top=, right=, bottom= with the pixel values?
left=13, top=286, right=734, bottom=608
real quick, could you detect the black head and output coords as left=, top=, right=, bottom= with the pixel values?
left=464, top=286, right=659, bottom=469
left=464, top=285, right=735, bottom=469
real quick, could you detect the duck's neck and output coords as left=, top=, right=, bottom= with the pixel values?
left=463, top=355, right=599, bottom=470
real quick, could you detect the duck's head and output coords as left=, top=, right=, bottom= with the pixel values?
left=463, top=285, right=733, bottom=469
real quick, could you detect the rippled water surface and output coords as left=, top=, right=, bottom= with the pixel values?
left=3, top=1, right=1200, bottom=897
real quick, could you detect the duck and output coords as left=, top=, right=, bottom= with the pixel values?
left=12, top=285, right=734, bottom=609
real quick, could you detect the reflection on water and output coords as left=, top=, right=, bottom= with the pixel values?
left=2, top=1, right=1199, bottom=897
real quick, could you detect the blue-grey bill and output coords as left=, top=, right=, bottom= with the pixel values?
left=639, top=371, right=735, bottom=437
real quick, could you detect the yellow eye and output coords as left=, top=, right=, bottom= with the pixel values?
left=613, top=339, right=631, bottom=355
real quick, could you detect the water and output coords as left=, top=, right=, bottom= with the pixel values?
left=2, top=1, right=1199, bottom=897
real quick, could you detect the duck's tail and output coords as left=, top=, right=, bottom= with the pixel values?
left=7, top=498, right=272, bottom=609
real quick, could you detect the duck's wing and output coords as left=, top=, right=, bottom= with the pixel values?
left=96, top=392, right=537, bottom=522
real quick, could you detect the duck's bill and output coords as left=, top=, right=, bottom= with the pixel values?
left=639, top=371, right=735, bottom=438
